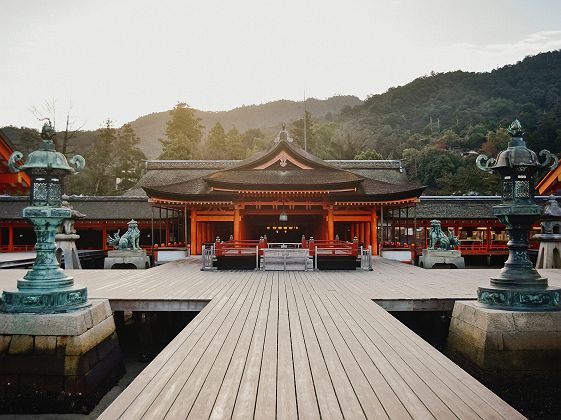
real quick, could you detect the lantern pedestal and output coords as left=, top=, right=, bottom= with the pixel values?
left=448, top=301, right=561, bottom=379
left=475, top=205, right=561, bottom=311
left=0, top=299, right=125, bottom=413
left=0, top=207, right=89, bottom=314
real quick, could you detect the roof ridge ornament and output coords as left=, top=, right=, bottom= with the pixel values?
left=274, top=122, right=293, bottom=143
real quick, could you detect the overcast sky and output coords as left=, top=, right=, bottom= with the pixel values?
left=1, top=0, right=561, bottom=130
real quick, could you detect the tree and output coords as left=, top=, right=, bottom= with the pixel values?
left=481, top=128, right=510, bottom=156
left=31, top=100, right=85, bottom=155
left=224, top=127, right=245, bottom=159
left=159, top=102, right=203, bottom=159
left=291, top=111, right=315, bottom=151
left=87, top=119, right=117, bottom=195
left=204, top=122, right=227, bottom=158
left=436, top=161, right=500, bottom=195
left=113, top=123, right=146, bottom=192
left=241, top=128, right=268, bottom=154
left=416, top=147, right=462, bottom=189
left=354, top=149, right=383, bottom=160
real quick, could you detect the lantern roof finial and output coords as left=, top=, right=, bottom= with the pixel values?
left=507, top=119, right=524, bottom=137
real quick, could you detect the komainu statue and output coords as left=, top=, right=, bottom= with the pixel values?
left=428, top=219, right=460, bottom=250
left=107, top=219, right=141, bottom=250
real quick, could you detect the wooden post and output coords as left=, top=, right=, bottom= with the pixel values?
left=183, top=206, right=188, bottom=246
left=8, top=225, right=14, bottom=252
left=365, top=222, right=371, bottom=248
left=190, top=209, right=197, bottom=255
left=360, top=223, right=365, bottom=245
left=486, top=226, right=491, bottom=252
left=234, top=207, right=241, bottom=240
left=327, top=207, right=334, bottom=240
left=371, top=210, right=378, bottom=255
left=102, top=225, right=107, bottom=251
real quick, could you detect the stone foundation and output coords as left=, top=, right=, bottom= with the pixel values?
left=419, top=249, right=465, bottom=269
left=448, top=300, right=561, bottom=378
left=104, top=249, right=150, bottom=269
left=0, top=299, right=124, bottom=413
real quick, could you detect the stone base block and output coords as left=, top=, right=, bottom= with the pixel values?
left=448, top=300, right=561, bottom=378
left=419, top=249, right=465, bottom=269
left=0, top=299, right=125, bottom=414
left=104, top=249, right=150, bottom=269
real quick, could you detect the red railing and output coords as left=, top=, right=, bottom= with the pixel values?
left=306, top=239, right=359, bottom=257
left=215, top=239, right=265, bottom=257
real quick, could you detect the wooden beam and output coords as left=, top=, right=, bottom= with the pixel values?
left=196, top=215, right=234, bottom=222
left=332, top=215, right=371, bottom=222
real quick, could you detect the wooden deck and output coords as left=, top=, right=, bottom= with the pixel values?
left=3, top=258, right=557, bottom=418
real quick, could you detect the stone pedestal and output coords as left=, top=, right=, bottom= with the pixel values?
left=534, top=233, right=561, bottom=268
left=448, top=301, right=561, bottom=378
left=56, top=233, right=82, bottom=269
left=0, top=299, right=124, bottom=413
left=104, top=249, right=150, bottom=269
left=419, top=249, right=465, bottom=269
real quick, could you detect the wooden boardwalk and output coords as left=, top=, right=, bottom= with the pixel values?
left=2, top=258, right=555, bottom=418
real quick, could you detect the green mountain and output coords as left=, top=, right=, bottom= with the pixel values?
left=340, top=50, right=561, bottom=157
left=129, top=95, right=362, bottom=158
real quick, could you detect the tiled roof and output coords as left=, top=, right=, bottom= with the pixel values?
left=138, top=140, right=419, bottom=201
left=0, top=196, right=152, bottom=220
left=205, top=169, right=363, bottom=189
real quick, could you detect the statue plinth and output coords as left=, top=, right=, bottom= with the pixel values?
left=419, top=248, right=465, bottom=269
left=104, top=249, right=150, bottom=270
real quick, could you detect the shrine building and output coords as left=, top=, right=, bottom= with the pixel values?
left=140, top=126, right=425, bottom=255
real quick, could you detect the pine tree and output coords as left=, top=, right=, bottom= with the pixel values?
left=88, top=119, right=117, bottom=195
left=224, top=127, right=245, bottom=159
left=114, top=123, right=146, bottom=192
left=204, top=122, right=227, bottom=158
left=159, top=102, right=203, bottom=159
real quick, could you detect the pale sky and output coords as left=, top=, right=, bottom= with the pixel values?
left=1, top=0, right=561, bottom=130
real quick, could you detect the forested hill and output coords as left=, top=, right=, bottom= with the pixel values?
left=330, top=50, right=561, bottom=195
left=342, top=50, right=561, bottom=156
left=130, top=95, right=361, bottom=158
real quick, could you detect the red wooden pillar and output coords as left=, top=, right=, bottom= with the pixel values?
left=196, top=222, right=202, bottom=254
left=365, top=222, right=371, bottom=248
left=327, top=208, right=334, bottom=240
left=8, top=225, right=14, bottom=252
left=190, top=209, right=197, bottom=255
left=371, top=210, right=378, bottom=255
left=360, top=223, right=365, bottom=244
left=234, top=207, right=241, bottom=240
left=102, top=225, right=107, bottom=251
left=486, top=226, right=491, bottom=252
left=165, top=221, right=170, bottom=246
left=350, top=224, right=355, bottom=239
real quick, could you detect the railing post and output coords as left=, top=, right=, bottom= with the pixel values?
left=255, top=245, right=259, bottom=270
left=368, top=245, right=373, bottom=271
left=314, top=246, right=318, bottom=271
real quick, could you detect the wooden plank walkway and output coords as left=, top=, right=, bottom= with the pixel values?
left=91, top=264, right=525, bottom=419
left=3, top=257, right=556, bottom=418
